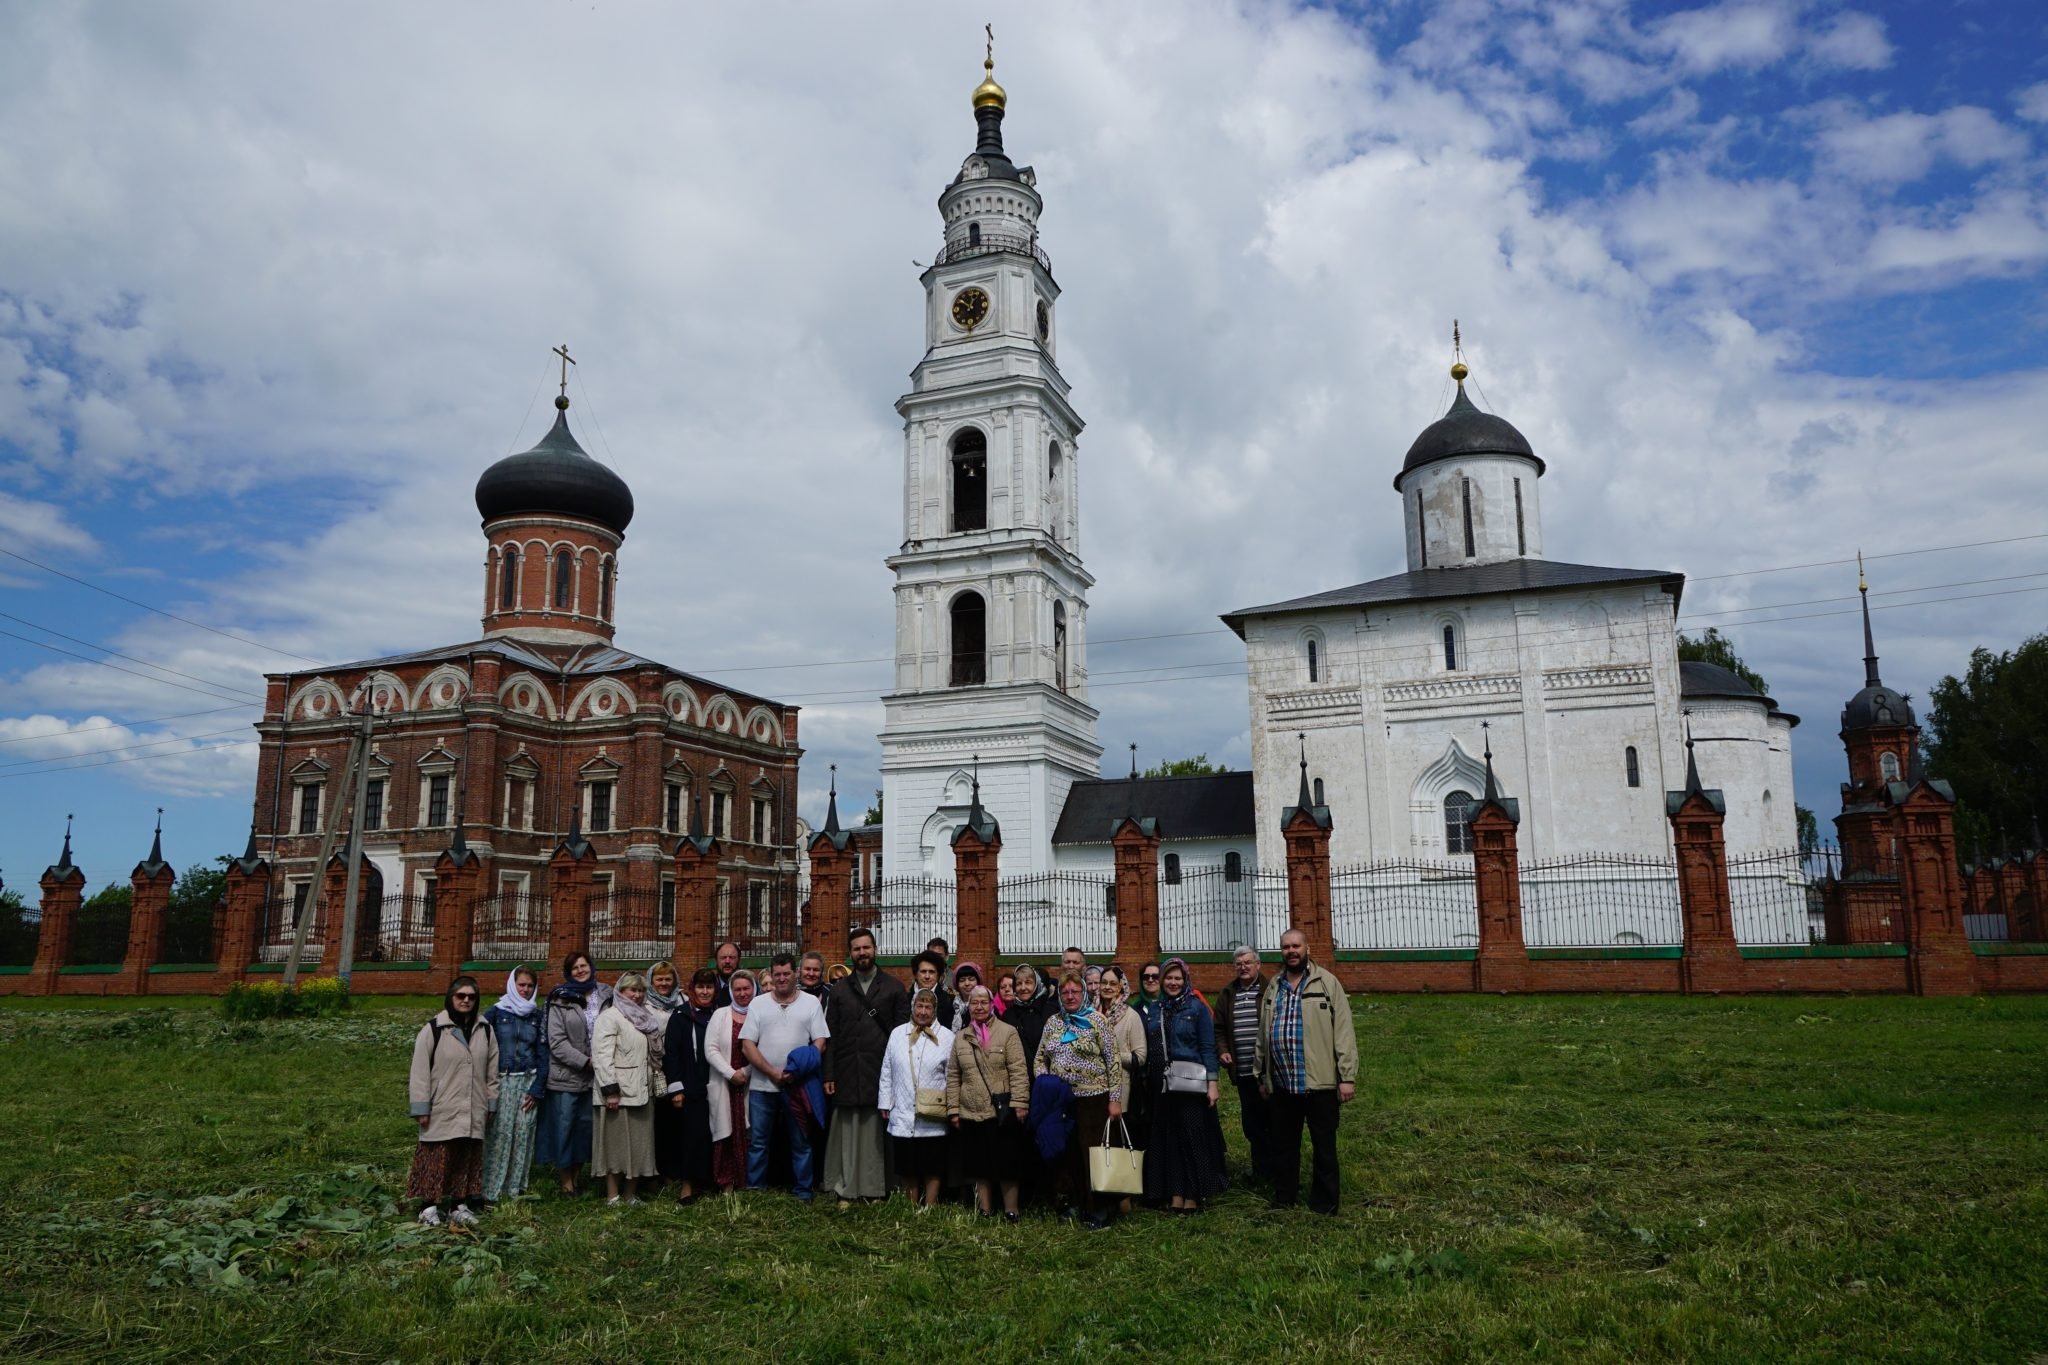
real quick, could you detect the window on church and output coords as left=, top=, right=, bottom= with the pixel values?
left=1047, top=442, right=1064, bottom=542
left=1415, top=491, right=1427, bottom=568
left=1462, top=478, right=1476, bottom=558
left=588, top=780, right=613, bottom=833
left=426, top=775, right=450, bottom=828
left=664, top=781, right=684, bottom=834
left=1880, top=752, right=1900, bottom=781
left=1442, top=624, right=1459, bottom=671
left=660, top=878, right=676, bottom=931
left=599, top=558, right=614, bottom=620
left=499, top=548, right=519, bottom=610
left=951, top=429, right=987, bottom=532
left=967, top=222, right=981, bottom=247
left=1514, top=479, right=1526, bottom=556
left=749, top=882, right=770, bottom=935
left=508, top=778, right=531, bottom=830
left=420, top=875, right=437, bottom=930
left=950, top=591, right=987, bottom=687
left=363, top=778, right=384, bottom=832
left=1625, top=746, right=1641, bottom=788
left=1224, top=851, right=1243, bottom=882
left=711, top=789, right=730, bottom=839
left=297, top=782, right=322, bottom=835
left=752, top=796, right=771, bottom=844
left=1053, top=601, right=1068, bottom=692
left=1444, top=789, right=1475, bottom=854
left=1164, top=853, right=1181, bottom=885
left=1314, top=777, right=1325, bottom=806
left=553, top=550, right=572, bottom=609
left=1306, top=637, right=1319, bottom=683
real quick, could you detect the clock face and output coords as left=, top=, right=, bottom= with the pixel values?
left=951, top=287, right=991, bottom=331
left=1037, top=298, right=1050, bottom=340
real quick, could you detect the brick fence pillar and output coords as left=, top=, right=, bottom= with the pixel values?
left=218, top=833, right=269, bottom=984
left=1471, top=789, right=1528, bottom=993
left=117, top=829, right=176, bottom=996
left=807, top=840, right=853, bottom=965
left=1111, top=816, right=1162, bottom=967
left=1280, top=758, right=1335, bottom=964
left=550, top=824, right=598, bottom=970
left=951, top=799, right=1002, bottom=974
left=1669, top=780, right=1744, bottom=994
left=431, top=838, right=481, bottom=994
left=1896, top=786, right=1976, bottom=995
left=672, top=826, right=722, bottom=974
left=27, top=831, right=85, bottom=997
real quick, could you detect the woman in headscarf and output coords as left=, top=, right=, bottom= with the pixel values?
left=995, top=970, right=1017, bottom=1008
left=878, top=988, right=954, bottom=1207
left=591, top=971, right=662, bottom=1206
left=947, top=984, right=1030, bottom=1221
left=1007, top=963, right=1053, bottom=1063
left=661, top=967, right=720, bottom=1204
left=406, top=976, right=499, bottom=1227
left=1093, top=966, right=1149, bottom=1214
left=704, top=968, right=757, bottom=1191
left=478, top=965, right=548, bottom=1204
left=1032, top=971, right=1126, bottom=1229
left=949, top=963, right=984, bottom=1030
left=537, top=951, right=611, bottom=1196
left=1148, top=957, right=1228, bottom=1213
left=644, top=959, right=686, bottom=1187
left=1126, top=960, right=1167, bottom=1176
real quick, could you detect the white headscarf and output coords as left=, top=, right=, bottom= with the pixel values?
left=492, top=964, right=538, bottom=1018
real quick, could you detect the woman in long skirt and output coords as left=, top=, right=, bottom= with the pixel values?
left=661, top=967, right=720, bottom=1203
left=706, top=970, right=757, bottom=1191
left=479, top=965, right=547, bottom=1202
left=1149, top=959, right=1229, bottom=1212
left=590, top=972, right=662, bottom=1205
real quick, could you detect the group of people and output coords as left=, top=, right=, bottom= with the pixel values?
left=404, top=928, right=1358, bottom=1229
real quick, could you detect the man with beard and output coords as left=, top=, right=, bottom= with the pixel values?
left=820, top=927, right=910, bottom=1205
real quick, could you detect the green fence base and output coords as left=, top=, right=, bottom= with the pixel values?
left=1526, top=946, right=1684, bottom=961
left=59, top=964, right=121, bottom=975
left=1973, top=941, right=2048, bottom=956
left=1335, top=948, right=1478, bottom=963
left=149, top=963, right=218, bottom=974
left=1740, top=944, right=1908, bottom=959
left=0, top=965, right=30, bottom=976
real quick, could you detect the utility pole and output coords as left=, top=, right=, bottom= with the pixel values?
left=335, top=703, right=377, bottom=989
left=282, top=701, right=367, bottom=989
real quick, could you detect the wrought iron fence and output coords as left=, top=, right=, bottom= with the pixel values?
left=256, top=887, right=326, bottom=964
left=469, top=890, right=551, bottom=963
left=1159, top=862, right=1266, bottom=954
left=852, top=877, right=957, bottom=958
left=1802, top=842, right=1907, bottom=945
left=1726, top=847, right=1822, bottom=945
left=1331, top=859, right=1478, bottom=950
left=68, top=897, right=131, bottom=966
left=1519, top=852, right=1680, bottom=948
left=1961, top=863, right=2018, bottom=942
left=590, top=886, right=667, bottom=962
left=997, top=871, right=1113, bottom=959
left=355, top=893, right=435, bottom=964
left=934, top=230, right=1054, bottom=277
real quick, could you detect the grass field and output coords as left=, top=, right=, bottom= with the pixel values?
left=0, top=992, right=2044, bottom=1362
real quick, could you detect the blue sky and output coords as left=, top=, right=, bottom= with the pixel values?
left=3, top=0, right=2046, bottom=895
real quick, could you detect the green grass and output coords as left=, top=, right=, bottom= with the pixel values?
left=1, top=993, right=2044, bottom=1361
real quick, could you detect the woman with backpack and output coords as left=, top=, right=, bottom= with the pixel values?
left=406, top=976, right=500, bottom=1227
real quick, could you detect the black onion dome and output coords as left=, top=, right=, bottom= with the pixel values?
left=1841, top=683, right=1915, bottom=732
left=475, top=399, right=634, bottom=535
left=1396, top=383, right=1545, bottom=488
left=1681, top=661, right=1769, bottom=705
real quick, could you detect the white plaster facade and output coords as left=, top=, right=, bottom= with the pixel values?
left=879, top=90, right=1101, bottom=882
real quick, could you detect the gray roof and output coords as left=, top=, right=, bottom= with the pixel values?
left=1397, top=383, right=1544, bottom=488
left=1052, top=771, right=1255, bottom=845
left=1680, top=661, right=1801, bottom=728
left=474, top=400, right=635, bottom=535
left=1223, top=558, right=1684, bottom=635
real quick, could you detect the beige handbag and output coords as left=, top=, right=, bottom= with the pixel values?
left=1088, top=1116, right=1145, bottom=1195
left=910, top=1032, right=948, bottom=1120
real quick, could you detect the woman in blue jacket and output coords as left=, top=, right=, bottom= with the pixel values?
left=1149, top=957, right=1228, bottom=1212
left=479, top=965, right=549, bottom=1203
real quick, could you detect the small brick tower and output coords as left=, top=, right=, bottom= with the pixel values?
left=1835, top=557, right=1919, bottom=874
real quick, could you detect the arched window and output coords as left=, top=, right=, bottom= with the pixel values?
left=1224, top=851, right=1243, bottom=882
left=1047, top=442, right=1064, bottom=542
left=967, top=221, right=981, bottom=247
left=1053, top=600, right=1068, bottom=692
left=1163, top=853, right=1181, bottom=885
left=498, top=547, right=519, bottom=610
left=1442, top=623, right=1459, bottom=671
left=951, top=429, right=987, bottom=532
left=1415, top=491, right=1428, bottom=568
left=1879, top=752, right=1900, bottom=781
left=1444, top=789, right=1475, bottom=854
left=1313, top=778, right=1325, bottom=807
left=949, top=591, right=987, bottom=687
left=553, top=549, right=572, bottom=609
left=599, top=558, right=615, bottom=620
left=1306, top=637, right=1319, bottom=682
left=1461, top=477, right=1476, bottom=558
left=1625, top=745, right=1641, bottom=788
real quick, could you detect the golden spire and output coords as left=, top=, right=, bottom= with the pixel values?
left=1450, top=319, right=1468, bottom=383
left=973, top=23, right=1007, bottom=110
left=1857, top=548, right=1867, bottom=594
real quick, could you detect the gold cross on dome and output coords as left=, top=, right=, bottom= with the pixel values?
left=552, top=343, right=576, bottom=398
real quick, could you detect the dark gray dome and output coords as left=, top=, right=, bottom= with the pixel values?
left=1680, top=661, right=1766, bottom=704
left=475, top=400, right=634, bottom=535
left=1396, top=384, right=1545, bottom=488
left=1841, top=683, right=1915, bottom=732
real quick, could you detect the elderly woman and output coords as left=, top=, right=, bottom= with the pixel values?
left=406, top=977, right=500, bottom=1227
left=947, top=985, right=1030, bottom=1221
left=878, top=988, right=954, bottom=1207
left=478, top=965, right=548, bottom=1204
left=661, top=967, right=720, bottom=1204
left=704, top=969, right=756, bottom=1191
left=591, top=972, right=662, bottom=1206
left=538, top=952, right=612, bottom=1196
left=1007, top=963, right=1053, bottom=1062
left=1033, top=971, right=1126, bottom=1230
left=1150, top=958, right=1228, bottom=1213
left=644, top=959, right=687, bottom=1185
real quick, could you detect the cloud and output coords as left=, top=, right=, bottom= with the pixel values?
left=1651, top=3, right=1797, bottom=75
left=1815, top=106, right=2029, bottom=185
left=1866, top=192, right=2048, bottom=275
left=0, top=712, right=257, bottom=797
left=1805, top=11, right=1893, bottom=71
left=0, top=489, right=96, bottom=554
left=2020, top=82, right=2048, bottom=125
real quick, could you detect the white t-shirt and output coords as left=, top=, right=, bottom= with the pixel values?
left=737, top=989, right=830, bottom=1093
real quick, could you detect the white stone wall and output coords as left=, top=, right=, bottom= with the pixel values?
left=1396, top=454, right=1545, bottom=570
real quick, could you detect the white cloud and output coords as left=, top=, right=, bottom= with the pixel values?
left=1866, top=192, right=2048, bottom=275
left=1806, top=11, right=1893, bottom=71
left=0, top=713, right=257, bottom=798
left=1815, top=105, right=2028, bottom=185
left=1651, top=3, right=1797, bottom=74
left=0, top=490, right=96, bottom=555
left=2020, top=82, right=2048, bottom=124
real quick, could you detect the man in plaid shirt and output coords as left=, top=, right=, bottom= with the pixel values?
left=1256, top=928, right=1357, bottom=1215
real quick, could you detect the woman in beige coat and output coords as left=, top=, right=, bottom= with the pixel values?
left=406, top=976, right=501, bottom=1227
left=946, top=986, right=1031, bottom=1221
left=591, top=972, right=662, bottom=1205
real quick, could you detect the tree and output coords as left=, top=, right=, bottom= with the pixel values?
left=164, top=859, right=230, bottom=965
left=0, top=888, right=35, bottom=967
left=862, top=789, right=883, bottom=826
left=73, top=883, right=132, bottom=966
left=1926, top=631, right=2048, bottom=854
left=1141, top=754, right=1227, bottom=779
left=1796, top=806, right=1819, bottom=853
left=1676, top=628, right=1770, bottom=697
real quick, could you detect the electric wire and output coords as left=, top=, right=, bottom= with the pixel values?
left=0, top=610, right=268, bottom=701
left=0, top=704, right=250, bottom=746
left=0, top=629, right=266, bottom=705
left=0, top=724, right=253, bottom=772
left=0, top=737, right=261, bottom=780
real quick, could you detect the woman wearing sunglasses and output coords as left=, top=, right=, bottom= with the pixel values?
left=406, top=976, right=501, bottom=1227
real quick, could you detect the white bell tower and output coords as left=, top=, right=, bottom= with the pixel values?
left=879, top=46, right=1101, bottom=880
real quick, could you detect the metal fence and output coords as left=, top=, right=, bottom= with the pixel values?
left=590, top=886, right=667, bottom=963
left=1726, top=847, right=1823, bottom=945
left=1519, top=852, right=1681, bottom=948
left=853, top=877, right=957, bottom=958
left=160, top=902, right=218, bottom=966
left=1159, top=862, right=1269, bottom=954
left=355, top=893, right=435, bottom=964
left=469, top=890, right=551, bottom=963
left=256, top=888, right=327, bottom=964
left=1330, top=859, right=1478, bottom=951
left=997, top=872, right=1113, bottom=959
left=1804, top=844, right=1907, bottom=945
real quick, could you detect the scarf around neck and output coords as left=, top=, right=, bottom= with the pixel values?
left=644, top=960, right=685, bottom=1014
left=610, top=991, right=667, bottom=1049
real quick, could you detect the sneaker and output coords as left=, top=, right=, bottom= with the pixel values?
left=416, top=1206, right=443, bottom=1227
left=1003, top=1211, right=1020, bottom=1225
left=448, top=1205, right=479, bottom=1228
left=1082, top=1211, right=1112, bottom=1231
left=606, top=1195, right=623, bottom=1207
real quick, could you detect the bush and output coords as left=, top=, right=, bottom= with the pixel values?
left=220, top=977, right=351, bottom=1021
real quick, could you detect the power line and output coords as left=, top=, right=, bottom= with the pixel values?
left=0, top=628, right=264, bottom=705
left=1689, top=531, right=2048, bottom=583
left=0, top=724, right=253, bottom=772
left=0, top=610, right=269, bottom=701
left=1679, top=570, right=2048, bottom=621
left=1692, top=582, right=2048, bottom=632
left=0, top=704, right=251, bottom=746
left=0, top=736, right=261, bottom=780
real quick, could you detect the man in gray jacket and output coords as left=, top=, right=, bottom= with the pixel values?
left=820, top=927, right=910, bottom=1204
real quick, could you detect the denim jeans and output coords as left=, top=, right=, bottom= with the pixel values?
left=747, top=1088, right=814, bottom=1198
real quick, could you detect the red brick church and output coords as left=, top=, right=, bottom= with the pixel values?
left=245, top=379, right=802, bottom=963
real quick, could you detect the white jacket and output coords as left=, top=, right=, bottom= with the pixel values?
left=701, top=1005, right=747, bottom=1143
left=591, top=1006, right=653, bottom=1108
left=877, top=1021, right=954, bottom=1139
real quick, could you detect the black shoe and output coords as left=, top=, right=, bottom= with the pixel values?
left=1003, top=1211, right=1020, bottom=1225
left=1082, top=1211, right=1111, bottom=1230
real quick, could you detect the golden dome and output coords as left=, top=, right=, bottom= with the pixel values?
left=973, top=58, right=1006, bottom=111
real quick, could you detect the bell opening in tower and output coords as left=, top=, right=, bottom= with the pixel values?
left=951, top=429, right=987, bottom=532
left=950, top=591, right=987, bottom=687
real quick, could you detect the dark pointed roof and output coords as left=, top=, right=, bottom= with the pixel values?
left=952, top=770, right=1001, bottom=846
left=1052, top=771, right=1249, bottom=845
left=45, top=817, right=83, bottom=884
left=556, top=804, right=592, bottom=861
left=813, top=766, right=854, bottom=853
left=1395, top=382, right=1544, bottom=489
left=443, top=792, right=480, bottom=867
left=1840, top=579, right=1916, bottom=732
left=1666, top=721, right=1727, bottom=814
left=134, top=811, right=170, bottom=880
left=234, top=823, right=267, bottom=875
left=475, top=396, right=635, bottom=535
left=1280, top=742, right=1333, bottom=831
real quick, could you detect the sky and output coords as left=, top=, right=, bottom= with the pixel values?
left=2, top=0, right=2046, bottom=894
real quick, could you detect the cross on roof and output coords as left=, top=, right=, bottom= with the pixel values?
left=553, top=343, right=576, bottom=399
